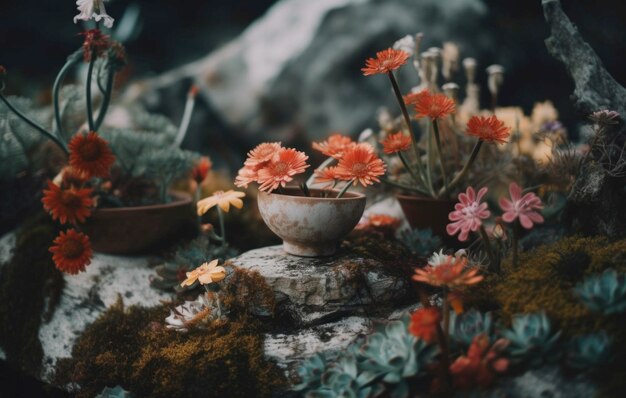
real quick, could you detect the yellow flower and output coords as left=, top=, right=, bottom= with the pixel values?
left=180, top=260, right=227, bottom=287
left=197, top=190, right=245, bottom=215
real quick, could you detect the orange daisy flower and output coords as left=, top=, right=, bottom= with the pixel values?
left=409, top=307, right=441, bottom=343
left=335, top=145, right=386, bottom=186
left=361, top=48, right=410, bottom=76
left=244, top=142, right=283, bottom=167
left=412, top=255, right=483, bottom=288
left=42, top=181, right=93, bottom=225
left=234, top=165, right=259, bottom=189
left=414, top=91, right=456, bottom=120
left=368, top=214, right=401, bottom=228
left=314, top=166, right=340, bottom=186
left=68, top=131, right=115, bottom=179
left=382, top=132, right=412, bottom=154
left=257, top=148, right=309, bottom=192
left=403, top=90, right=429, bottom=106
left=53, top=166, right=88, bottom=189
left=312, top=134, right=355, bottom=159
left=49, top=229, right=92, bottom=274
left=465, top=115, right=511, bottom=144
left=191, top=156, right=212, bottom=184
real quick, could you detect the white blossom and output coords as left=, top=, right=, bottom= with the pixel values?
left=74, top=0, right=114, bottom=29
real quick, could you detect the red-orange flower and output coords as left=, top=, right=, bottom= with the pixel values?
left=49, top=229, right=92, bottom=274
left=362, top=48, right=410, bottom=76
left=335, top=145, right=386, bottom=186
left=257, top=148, right=309, bottom=192
left=314, top=166, right=340, bottom=186
left=244, top=142, right=283, bottom=167
left=234, top=165, right=259, bottom=189
left=53, top=166, right=88, bottom=189
left=403, top=90, right=429, bottom=106
left=409, top=307, right=441, bottom=343
left=42, top=181, right=93, bottom=225
left=191, top=156, right=212, bottom=184
left=413, top=254, right=483, bottom=288
left=414, top=91, right=456, bottom=120
left=68, top=132, right=115, bottom=179
left=382, top=132, right=412, bottom=154
left=466, top=115, right=511, bottom=144
left=312, top=134, right=355, bottom=159
left=368, top=214, right=401, bottom=229
left=450, top=334, right=509, bottom=389
left=81, top=29, right=110, bottom=63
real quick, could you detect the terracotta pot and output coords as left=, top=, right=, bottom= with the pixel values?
left=396, top=194, right=455, bottom=239
left=81, top=191, right=194, bottom=255
left=257, top=187, right=366, bottom=257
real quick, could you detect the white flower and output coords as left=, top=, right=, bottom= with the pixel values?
left=428, top=249, right=452, bottom=267
left=393, top=35, right=415, bottom=56
left=74, top=0, right=115, bottom=29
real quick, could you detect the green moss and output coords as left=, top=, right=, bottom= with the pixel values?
left=53, top=268, right=285, bottom=398
left=0, top=212, right=64, bottom=376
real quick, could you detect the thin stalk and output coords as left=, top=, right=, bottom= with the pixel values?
left=85, top=56, right=96, bottom=131
left=440, top=139, right=484, bottom=196
left=52, top=57, right=80, bottom=138
left=380, top=177, right=430, bottom=196
left=96, top=61, right=107, bottom=94
left=336, top=179, right=354, bottom=198
left=478, top=225, right=498, bottom=273
left=94, top=65, right=114, bottom=131
left=217, top=206, right=226, bottom=249
left=387, top=71, right=428, bottom=189
left=425, top=120, right=436, bottom=196
left=300, top=182, right=311, bottom=197
left=306, top=156, right=335, bottom=187
left=0, top=91, right=68, bottom=155
left=432, top=119, right=449, bottom=197
left=172, top=88, right=198, bottom=148
left=398, top=151, right=421, bottom=185
left=512, top=223, right=519, bottom=268
left=195, top=185, right=202, bottom=232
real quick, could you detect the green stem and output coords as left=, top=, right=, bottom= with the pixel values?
left=398, top=151, right=421, bottom=185
left=306, top=156, right=335, bottom=187
left=0, top=91, right=68, bottom=155
left=52, top=56, right=80, bottom=139
left=512, top=224, right=519, bottom=268
left=440, top=140, right=484, bottom=197
left=380, top=177, right=431, bottom=196
left=94, top=65, right=115, bottom=131
left=387, top=72, right=428, bottom=189
left=479, top=225, right=498, bottom=273
left=426, top=120, right=435, bottom=197
left=195, top=186, right=202, bottom=232
left=442, top=286, right=450, bottom=343
left=217, top=206, right=226, bottom=249
left=433, top=119, right=449, bottom=197
left=85, top=56, right=96, bottom=131
left=336, top=179, right=354, bottom=198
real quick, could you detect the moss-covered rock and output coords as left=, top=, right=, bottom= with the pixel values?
left=53, top=268, right=286, bottom=398
left=0, top=212, right=64, bottom=376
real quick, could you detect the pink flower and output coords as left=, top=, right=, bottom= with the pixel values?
left=499, top=183, right=544, bottom=229
left=447, top=187, right=491, bottom=241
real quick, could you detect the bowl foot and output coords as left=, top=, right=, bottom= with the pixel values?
left=282, top=241, right=337, bottom=257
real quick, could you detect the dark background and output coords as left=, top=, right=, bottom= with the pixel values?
left=1, top=0, right=625, bottom=127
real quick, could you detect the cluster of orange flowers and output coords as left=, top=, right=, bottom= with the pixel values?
left=42, top=131, right=115, bottom=274
left=312, top=134, right=386, bottom=188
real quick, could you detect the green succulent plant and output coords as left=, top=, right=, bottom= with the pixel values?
left=294, top=353, right=328, bottom=391
left=574, top=269, right=626, bottom=315
left=306, top=355, right=383, bottom=398
left=567, top=332, right=613, bottom=370
left=500, top=311, right=561, bottom=367
left=95, top=385, right=134, bottom=398
left=449, top=309, right=494, bottom=349
left=400, top=228, right=442, bottom=257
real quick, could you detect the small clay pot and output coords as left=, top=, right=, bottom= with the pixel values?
left=81, top=191, right=194, bottom=255
left=257, top=187, right=366, bottom=257
left=396, top=194, right=455, bottom=239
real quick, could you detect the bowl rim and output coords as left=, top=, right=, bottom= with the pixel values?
left=258, top=186, right=366, bottom=201
left=92, top=190, right=192, bottom=214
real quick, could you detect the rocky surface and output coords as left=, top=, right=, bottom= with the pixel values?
left=126, top=0, right=491, bottom=151
left=543, top=0, right=626, bottom=237
left=38, top=254, right=172, bottom=380
left=229, top=245, right=412, bottom=326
